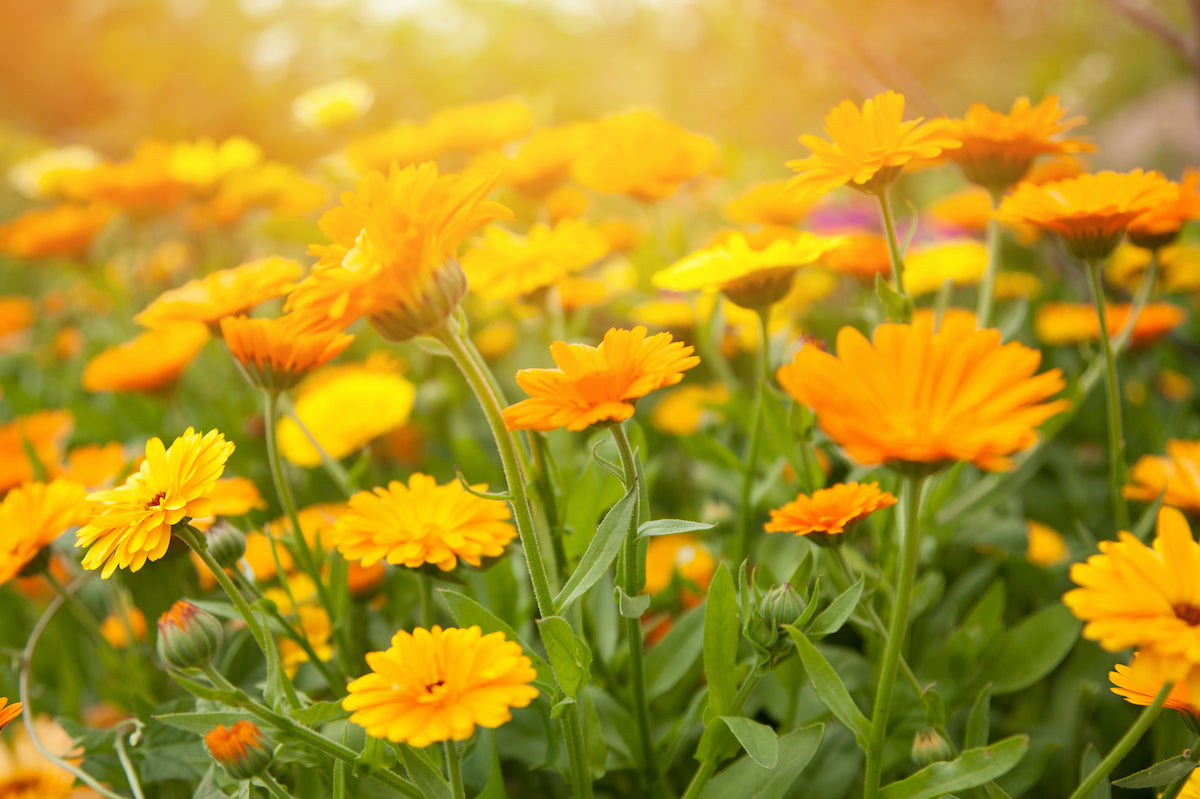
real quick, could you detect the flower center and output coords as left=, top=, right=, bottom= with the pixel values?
left=417, top=678, right=450, bottom=704
left=146, top=491, right=167, bottom=509
left=1174, top=603, right=1200, bottom=626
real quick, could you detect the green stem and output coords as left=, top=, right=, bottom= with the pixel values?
left=863, top=474, right=926, bottom=799
left=877, top=188, right=910, bottom=306
left=1067, top=681, right=1173, bottom=799
left=682, top=668, right=764, bottom=799
left=562, top=703, right=594, bottom=799
left=43, top=570, right=105, bottom=645
left=418, top=574, right=435, bottom=628
left=280, top=397, right=357, bottom=499
left=445, top=741, right=466, bottom=799
left=1160, top=734, right=1200, bottom=799
left=733, top=321, right=768, bottom=565
left=457, top=316, right=536, bottom=481
left=680, top=760, right=718, bottom=799
left=113, top=723, right=147, bottom=799
left=258, top=773, right=297, bottom=799
left=975, top=193, right=1004, bottom=328
left=1085, top=259, right=1131, bottom=531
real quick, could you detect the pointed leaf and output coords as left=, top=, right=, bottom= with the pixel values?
left=638, top=519, right=716, bottom=538
left=718, top=716, right=779, bottom=768
left=808, top=576, right=865, bottom=639
left=554, top=486, right=638, bottom=613
left=878, top=735, right=1028, bottom=799
left=983, top=604, right=1080, bottom=694
left=1112, top=755, right=1197, bottom=789
left=537, top=616, right=592, bottom=699
left=704, top=563, right=739, bottom=718
left=965, top=683, right=992, bottom=750
left=783, top=625, right=870, bottom=749
left=698, top=724, right=825, bottom=799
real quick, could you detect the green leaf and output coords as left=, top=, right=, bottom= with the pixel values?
left=397, top=745, right=452, bottom=799
left=875, top=273, right=914, bottom=323
left=965, top=683, right=992, bottom=750
left=1080, top=743, right=1110, bottom=799
left=1132, top=490, right=1166, bottom=541
left=718, top=716, right=779, bottom=768
left=680, top=435, right=748, bottom=475
left=983, top=604, right=1081, bottom=694
left=153, top=711, right=256, bottom=736
left=704, top=563, right=739, bottom=718
left=288, top=701, right=350, bottom=728
left=646, top=605, right=705, bottom=699
left=789, top=548, right=815, bottom=592
left=554, top=485, right=638, bottom=613
left=537, top=616, right=593, bottom=699
left=638, top=518, right=716, bottom=538
left=783, top=625, right=870, bottom=749
left=808, top=576, right=864, bottom=639
left=758, top=383, right=812, bottom=489
left=440, top=589, right=553, bottom=691
left=1112, top=755, right=1197, bottom=788
left=698, top=724, right=825, bottom=799
left=615, top=586, right=651, bottom=618
left=878, top=735, right=1029, bottom=799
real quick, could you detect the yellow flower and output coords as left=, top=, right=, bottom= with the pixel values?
left=203, top=162, right=326, bottom=226
left=76, top=428, right=235, bottom=578
left=1125, top=440, right=1200, bottom=513
left=787, top=90, right=960, bottom=197
left=462, top=220, right=610, bottom=303
left=543, top=185, right=589, bottom=223
left=777, top=315, right=1069, bottom=471
left=650, top=383, right=730, bottom=436
left=1128, top=167, right=1200, bottom=249
left=1026, top=520, right=1068, bottom=567
left=994, top=272, right=1043, bottom=300
left=502, top=124, right=592, bottom=196
left=188, top=477, right=268, bottom=532
left=1158, top=369, right=1194, bottom=402
left=572, top=110, right=717, bottom=201
left=643, top=534, right=716, bottom=602
left=331, top=474, right=516, bottom=571
left=765, top=482, right=898, bottom=539
left=279, top=605, right=334, bottom=678
left=99, top=608, right=147, bottom=649
left=136, top=257, right=302, bottom=331
left=344, top=625, right=539, bottom=747
left=1182, top=768, right=1200, bottom=799
left=725, top=180, right=824, bottom=226
left=73, top=140, right=188, bottom=215
left=428, top=97, right=533, bottom=154
left=0, top=410, right=73, bottom=494
left=278, top=358, right=416, bottom=467
left=220, top=315, right=354, bottom=393
left=0, top=297, right=34, bottom=351
left=82, top=322, right=210, bottom=394
left=903, top=240, right=988, bottom=296
left=0, top=715, right=101, bottom=797
left=503, top=326, right=701, bottom=432
left=293, top=79, right=375, bottom=130
left=1110, top=650, right=1198, bottom=716
left=929, top=186, right=997, bottom=235
left=346, top=123, right=446, bottom=174
left=168, top=136, right=262, bottom=194
left=817, top=232, right=892, bottom=281
left=1034, top=302, right=1185, bottom=348
left=0, top=203, right=111, bottom=261
left=0, top=479, right=90, bottom=587
left=0, top=698, right=19, bottom=732
left=8, top=145, right=98, bottom=200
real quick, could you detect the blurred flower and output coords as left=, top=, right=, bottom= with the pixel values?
left=1034, top=302, right=1185, bottom=348
left=168, top=137, right=262, bottom=195
left=766, top=482, right=897, bottom=542
left=279, top=604, right=334, bottom=677
left=1125, top=440, right=1200, bottom=513
left=1128, top=168, right=1200, bottom=249
left=99, top=607, right=147, bottom=649
left=596, top=219, right=642, bottom=252
left=994, top=272, right=1043, bottom=300
left=52, top=326, right=84, bottom=360
left=503, top=326, right=700, bottom=431
left=0, top=297, right=34, bottom=351
left=221, top=315, right=354, bottom=393
left=787, top=90, right=959, bottom=197
left=0, top=203, right=110, bottom=260
left=0, top=714, right=100, bottom=797
left=286, top=162, right=510, bottom=340
left=1158, top=369, right=1194, bottom=402
left=346, top=122, right=446, bottom=174
left=777, top=315, right=1069, bottom=471
left=726, top=180, right=824, bottom=226
left=1181, top=770, right=1200, bottom=799
left=572, top=110, right=717, bottom=201
left=903, top=240, right=987, bottom=296
left=429, top=97, right=533, bottom=153
left=332, top=474, right=515, bottom=571
left=944, top=96, right=1093, bottom=191
left=0, top=478, right=90, bottom=586
left=74, top=140, right=187, bottom=215
left=9, top=145, right=98, bottom=199
left=205, top=721, right=273, bottom=780
left=817, top=232, right=891, bottom=281
left=0, top=698, right=19, bottom=732
left=82, top=322, right=210, bottom=393
left=344, top=625, right=538, bottom=747
left=1026, top=520, right=1068, bottom=567
left=553, top=275, right=609, bottom=311
left=188, top=477, right=268, bottom=532
left=909, top=308, right=978, bottom=331
left=1110, top=651, right=1197, bottom=716
left=502, top=124, right=592, bottom=196
left=463, top=220, right=609, bottom=302
left=203, top=162, right=327, bottom=225
left=651, top=383, right=730, bottom=436
left=643, top=534, right=715, bottom=603
left=76, top=428, right=235, bottom=578
left=0, top=409, right=72, bottom=493
left=293, top=79, right=375, bottom=130
left=277, top=357, right=416, bottom=466
left=347, top=561, right=386, bottom=595
left=136, top=256, right=302, bottom=331
left=995, top=170, right=1176, bottom=260
left=542, top=185, right=589, bottom=222
left=928, top=186, right=993, bottom=234
left=59, top=443, right=125, bottom=490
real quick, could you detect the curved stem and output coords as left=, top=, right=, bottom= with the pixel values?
left=877, top=188, right=910, bottom=304
left=1085, top=260, right=1131, bottom=531
left=975, top=195, right=1004, bottom=327
left=445, top=741, right=466, bottom=799
left=680, top=760, right=718, bottom=799
left=1067, top=681, right=1173, bottom=799
left=864, top=474, right=926, bottom=799
left=457, top=316, right=535, bottom=481
left=114, top=725, right=147, bottom=799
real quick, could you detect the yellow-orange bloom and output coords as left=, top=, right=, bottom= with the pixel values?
left=428, top=97, right=533, bottom=154
left=777, top=315, right=1069, bottom=471
left=221, top=315, right=354, bottom=393
left=995, top=170, right=1177, bottom=260
left=1126, top=440, right=1200, bottom=513
left=331, top=474, right=515, bottom=571
left=73, top=140, right=188, bottom=215
left=817, top=232, right=891, bottom=281
left=650, top=383, right=730, bottom=436
left=572, top=110, right=717, bottom=201
left=60, top=443, right=126, bottom=490
left=293, top=79, right=374, bottom=130
left=1110, top=650, right=1198, bottom=716
left=725, top=180, right=824, bottom=227
left=903, top=240, right=988, bottom=296
left=0, top=479, right=90, bottom=586
left=99, top=608, right=148, bottom=649
left=502, top=123, right=592, bottom=196
left=205, top=721, right=273, bottom=779
left=82, top=323, right=210, bottom=393
left=1034, top=302, right=1185, bottom=348
left=136, top=257, right=302, bottom=330
left=1026, top=520, right=1069, bottom=567
left=643, top=534, right=715, bottom=603
left=168, top=136, right=262, bottom=195
left=462, top=220, right=610, bottom=303
left=76, top=428, right=234, bottom=578
left=0, top=698, right=20, bottom=732
left=1128, top=168, right=1200, bottom=249
left=0, top=409, right=73, bottom=493
left=0, top=714, right=101, bottom=797
left=944, top=96, right=1093, bottom=190
left=0, top=203, right=110, bottom=261
left=766, top=482, right=897, bottom=539
left=503, top=326, right=700, bottom=432
left=787, top=91, right=960, bottom=196
left=344, top=625, right=538, bottom=747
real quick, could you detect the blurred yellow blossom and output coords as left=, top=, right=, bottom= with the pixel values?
left=904, top=240, right=988, bottom=296
left=463, top=219, right=610, bottom=302
left=8, top=145, right=99, bottom=199
left=651, top=383, right=730, bottom=436
left=168, top=136, right=262, bottom=194
left=99, top=608, right=147, bottom=649
left=136, top=256, right=301, bottom=331
left=1026, top=520, right=1068, bottom=566
left=1034, top=302, right=1185, bottom=348
left=572, top=110, right=717, bottom=201
left=0, top=203, right=111, bottom=260
left=429, top=97, right=533, bottom=153
left=293, top=79, right=375, bottom=130
left=725, top=180, right=824, bottom=226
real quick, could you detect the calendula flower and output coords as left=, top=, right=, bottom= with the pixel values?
left=0, top=478, right=90, bottom=586
left=1127, top=168, right=1200, bottom=249
left=1026, top=520, right=1069, bottom=567
left=0, top=297, right=34, bottom=351
left=168, top=137, right=262, bottom=195
left=0, top=409, right=73, bottom=493
left=293, top=79, right=375, bottom=130
left=503, top=326, right=700, bottom=432
left=429, top=97, right=533, bottom=153
left=995, top=272, right=1043, bottom=300
left=817, top=232, right=891, bottom=281
left=205, top=721, right=273, bottom=780
left=1125, top=440, right=1200, bottom=513
left=995, top=170, right=1176, bottom=260
left=944, top=96, right=1093, bottom=191
left=654, top=232, right=842, bottom=309
left=346, top=123, right=446, bottom=174
left=777, top=315, right=1069, bottom=471
left=1110, top=650, right=1198, bottom=716
left=462, top=220, right=610, bottom=303
left=73, top=140, right=188, bottom=215
left=99, top=608, right=148, bottom=649
left=279, top=605, right=334, bottom=677
left=765, top=482, right=897, bottom=542
left=543, top=184, right=589, bottom=222
left=1159, top=369, right=1194, bottom=402
left=202, top=162, right=326, bottom=227
left=572, top=110, right=717, bottom=201
left=344, top=625, right=539, bottom=747
left=650, top=383, right=730, bottom=436
left=0, top=715, right=101, bottom=797
left=220, top=315, right=354, bottom=393
left=82, top=322, right=210, bottom=393
left=1034, top=302, right=1185, bottom=348
left=76, top=428, right=235, bottom=578
left=331, top=474, right=516, bottom=571
left=9, top=145, right=98, bottom=199
left=286, top=162, right=510, bottom=340
left=725, top=180, right=825, bottom=226
left=60, top=443, right=126, bottom=490
left=643, top=534, right=715, bottom=602
left=136, top=256, right=302, bottom=330
left=502, top=123, right=592, bottom=196
left=188, top=477, right=268, bottom=532
left=0, top=698, right=20, bottom=732
left=0, top=203, right=110, bottom=260
left=903, top=240, right=988, bottom=296
left=1182, top=769, right=1200, bottom=799
left=787, top=90, right=960, bottom=197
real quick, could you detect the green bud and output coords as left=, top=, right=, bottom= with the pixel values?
left=157, top=600, right=223, bottom=670
left=910, top=728, right=954, bottom=767
left=747, top=583, right=807, bottom=659
left=204, top=523, right=246, bottom=569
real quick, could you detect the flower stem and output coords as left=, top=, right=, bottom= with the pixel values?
left=445, top=741, right=466, bottom=799
left=681, top=668, right=764, bottom=799
left=877, top=188, right=909, bottom=301
left=418, top=573, right=435, bottom=628
left=733, top=315, right=768, bottom=564
left=1085, top=259, right=1131, bottom=531
left=1159, top=734, right=1200, bottom=799
left=1067, top=680, right=1173, bottom=799
left=258, top=773, right=297, bottom=799
left=562, top=703, right=594, bottom=799
left=113, top=723, right=147, bottom=799
left=975, top=192, right=1004, bottom=328
left=279, top=396, right=357, bottom=499
left=863, top=473, right=926, bottom=799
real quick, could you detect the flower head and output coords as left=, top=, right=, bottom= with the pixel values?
left=1034, top=302, right=1185, bottom=348
left=0, top=410, right=73, bottom=493
left=725, top=180, right=824, bottom=227
left=0, top=203, right=111, bottom=261
left=650, top=383, right=730, bottom=436
left=776, top=315, right=1069, bottom=471
left=428, top=97, right=533, bottom=154
left=331, top=474, right=516, bottom=571
left=1128, top=168, right=1200, bottom=249
left=643, top=534, right=715, bottom=602
left=136, top=257, right=301, bottom=330
left=817, top=232, right=891, bottom=281
left=76, top=428, right=235, bottom=578
left=344, top=625, right=538, bottom=747
left=501, top=123, right=592, bottom=196
left=205, top=721, right=273, bottom=780
left=73, top=140, right=188, bottom=215
left=1125, top=440, right=1200, bottom=514
left=0, top=715, right=99, bottom=797
left=1110, top=650, right=1198, bottom=716
left=787, top=91, right=960, bottom=197
left=157, top=600, right=223, bottom=669
left=293, top=79, right=375, bottom=130
left=765, top=482, right=898, bottom=542
left=462, top=220, right=610, bottom=303
left=902, top=240, right=988, bottom=296
left=503, top=326, right=700, bottom=432
left=0, top=698, right=20, bottom=732
left=220, top=315, right=354, bottom=393
left=0, top=479, right=90, bottom=586
left=1026, top=520, right=1069, bottom=567
left=8, top=145, right=98, bottom=200
left=82, top=322, right=210, bottom=394
left=168, top=137, right=262, bottom=195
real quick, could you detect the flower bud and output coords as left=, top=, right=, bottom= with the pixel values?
left=157, top=600, right=223, bottom=669
left=205, top=720, right=274, bottom=779
left=204, top=523, right=246, bottom=569
left=747, top=583, right=807, bottom=657
left=910, top=728, right=954, bottom=767
left=369, top=259, right=468, bottom=342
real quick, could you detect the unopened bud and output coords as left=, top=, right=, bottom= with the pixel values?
left=747, top=583, right=807, bottom=657
left=204, top=523, right=246, bottom=569
left=205, top=720, right=273, bottom=779
left=911, top=728, right=953, bottom=767
left=157, top=600, right=223, bottom=670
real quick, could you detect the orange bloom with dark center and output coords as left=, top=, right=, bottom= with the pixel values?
left=787, top=90, right=960, bottom=196
left=503, top=326, right=700, bottom=431
left=995, top=170, right=1176, bottom=260
left=1034, top=302, right=1185, bottom=348
left=0, top=204, right=110, bottom=261
left=1111, top=651, right=1199, bottom=716
left=766, top=482, right=897, bottom=537
left=220, top=315, right=353, bottom=393
left=82, top=323, right=210, bottom=393
left=136, top=256, right=302, bottom=330
left=1125, top=440, right=1200, bottom=514
left=1128, top=168, right=1200, bottom=249
left=0, top=698, right=20, bottom=732
left=777, top=315, right=1069, bottom=471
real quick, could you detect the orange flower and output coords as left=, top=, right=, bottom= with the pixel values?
left=82, top=323, right=210, bottom=393
left=135, top=257, right=302, bottom=330
left=503, top=326, right=700, bottom=431
left=462, top=220, right=610, bottom=303
left=995, top=170, right=1177, bottom=260
left=643, top=534, right=715, bottom=603
left=99, top=608, right=148, bottom=649
left=817, top=232, right=891, bottom=281
left=72, top=140, right=188, bottom=215
left=286, top=162, right=510, bottom=340
left=0, top=204, right=110, bottom=260
left=1125, top=440, right=1200, bottom=513
left=944, top=96, right=1093, bottom=190
left=59, top=443, right=126, bottom=489
left=0, top=479, right=90, bottom=586
left=205, top=721, right=273, bottom=779
left=1110, top=651, right=1198, bottom=716
left=0, top=409, right=73, bottom=493
left=1034, top=302, right=1185, bottom=348
left=725, top=180, right=824, bottom=226
left=502, top=123, right=592, bottom=196
left=765, top=482, right=898, bottom=540
left=428, top=97, right=533, bottom=154
left=787, top=91, right=960, bottom=196
left=777, top=315, right=1069, bottom=471
left=1026, top=520, right=1069, bottom=567
left=1128, top=168, right=1200, bottom=249
left=221, top=315, right=354, bottom=393
left=0, top=297, right=35, bottom=352
left=0, top=698, right=20, bottom=732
